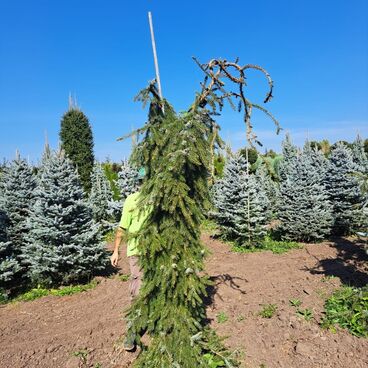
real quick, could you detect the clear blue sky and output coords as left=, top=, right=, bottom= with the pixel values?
left=0, top=0, right=367, bottom=163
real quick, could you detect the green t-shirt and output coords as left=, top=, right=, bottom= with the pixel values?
left=119, top=191, right=150, bottom=257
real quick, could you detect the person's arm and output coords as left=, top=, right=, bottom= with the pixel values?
left=110, top=227, right=125, bottom=267
left=111, top=195, right=132, bottom=267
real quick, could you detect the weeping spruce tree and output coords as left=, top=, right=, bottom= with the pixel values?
left=123, top=59, right=279, bottom=367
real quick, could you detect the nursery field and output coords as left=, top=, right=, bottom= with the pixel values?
left=0, top=234, right=367, bottom=368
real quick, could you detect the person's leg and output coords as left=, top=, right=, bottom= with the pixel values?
left=128, top=256, right=143, bottom=301
left=124, top=256, right=143, bottom=351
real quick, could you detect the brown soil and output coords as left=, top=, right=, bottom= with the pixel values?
left=0, top=235, right=367, bottom=368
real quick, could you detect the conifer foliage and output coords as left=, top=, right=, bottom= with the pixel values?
left=212, top=153, right=270, bottom=245
left=126, top=91, right=215, bottom=367
left=116, top=160, right=140, bottom=199
left=0, top=153, right=36, bottom=293
left=277, top=142, right=333, bottom=241
left=24, top=148, right=108, bottom=286
left=120, top=55, right=278, bottom=367
left=89, top=162, right=114, bottom=226
left=60, top=107, right=95, bottom=193
left=107, top=160, right=140, bottom=224
left=325, top=143, right=363, bottom=235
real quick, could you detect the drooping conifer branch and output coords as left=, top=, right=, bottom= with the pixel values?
left=192, top=57, right=280, bottom=147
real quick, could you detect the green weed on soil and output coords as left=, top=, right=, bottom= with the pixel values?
left=7, top=280, right=99, bottom=304
left=233, top=237, right=302, bottom=254
left=258, top=304, right=278, bottom=318
left=320, top=285, right=368, bottom=337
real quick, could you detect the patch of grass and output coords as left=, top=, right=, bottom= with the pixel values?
left=321, top=275, right=337, bottom=282
left=232, top=237, right=302, bottom=254
left=258, top=304, right=277, bottom=318
left=201, top=218, right=219, bottom=232
left=296, top=308, right=313, bottom=321
left=118, top=274, right=130, bottom=282
left=320, top=285, right=368, bottom=338
left=289, top=298, right=302, bottom=307
left=216, top=311, right=229, bottom=324
left=9, top=280, right=98, bottom=304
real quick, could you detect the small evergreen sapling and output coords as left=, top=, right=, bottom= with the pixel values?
left=24, top=148, right=109, bottom=286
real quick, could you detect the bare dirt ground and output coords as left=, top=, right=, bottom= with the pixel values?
left=0, top=235, right=367, bottom=368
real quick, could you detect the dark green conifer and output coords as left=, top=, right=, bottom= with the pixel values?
left=59, top=100, right=94, bottom=193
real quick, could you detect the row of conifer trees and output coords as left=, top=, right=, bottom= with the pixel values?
left=0, top=143, right=140, bottom=300
left=211, top=135, right=367, bottom=245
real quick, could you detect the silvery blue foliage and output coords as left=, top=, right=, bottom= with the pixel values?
left=255, top=163, right=279, bottom=217
left=277, top=142, right=333, bottom=241
left=277, top=133, right=298, bottom=181
left=24, top=148, right=109, bottom=286
left=107, top=160, right=140, bottom=226
left=0, top=153, right=36, bottom=292
left=212, top=153, right=270, bottom=245
left=351, top=135, right=368, bottom=172
left=325, top=142, right=364, bottom=235
left=88, top=162, right=114, bottom=228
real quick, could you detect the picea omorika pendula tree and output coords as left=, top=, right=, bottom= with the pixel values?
left=325, top=142, right=364, bottom=235
left=24, top=147, right=109, bottom=286
left=88, top=162, right=114, bottom=228
left=277, top=141, right=333, bottom=242
left=120, top=57, right=279, bottom=367
left=60, top=101, right=94, bottom=193
left=0, top=152, right=36, bottom=293
left=211, top=153, right=270, bottom=246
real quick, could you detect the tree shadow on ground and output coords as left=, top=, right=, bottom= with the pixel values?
left=305, top=237, right=368, bottom=288
left=203, top=273, right=248, bottom=319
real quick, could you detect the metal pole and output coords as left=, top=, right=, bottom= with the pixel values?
left=148, top=11, right=163, bottom=101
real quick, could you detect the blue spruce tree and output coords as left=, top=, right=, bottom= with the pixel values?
left=277, top=133, right=298, bottom=181
left=255, top=163, right=279, bottom=217
left=108, top=159, right=140, bottom=224
left=88, top=162, right=114, bottom=228
left=0, top=209, right=20, bottom=300
left=326, top=142, right=364, bottom=235
left=0, top=152, right=36, bottom=293
left=212, top=153, right=270, bottom=245
left=277, top=145, right=333, bottom=241
left=351, top=135, right=368, bottom=172
left=24, top=148, right=109, bottom=286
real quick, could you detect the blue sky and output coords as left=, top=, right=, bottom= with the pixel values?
left=0, top=0, right=367, bottom=163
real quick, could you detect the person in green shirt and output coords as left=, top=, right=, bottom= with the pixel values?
left=110, top=168, right=149, bottom=351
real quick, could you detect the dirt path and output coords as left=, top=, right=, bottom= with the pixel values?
left=0, top=236, right=367, bottom=368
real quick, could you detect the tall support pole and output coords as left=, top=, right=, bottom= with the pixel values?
left=148, top=11, right=163, bottom=102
